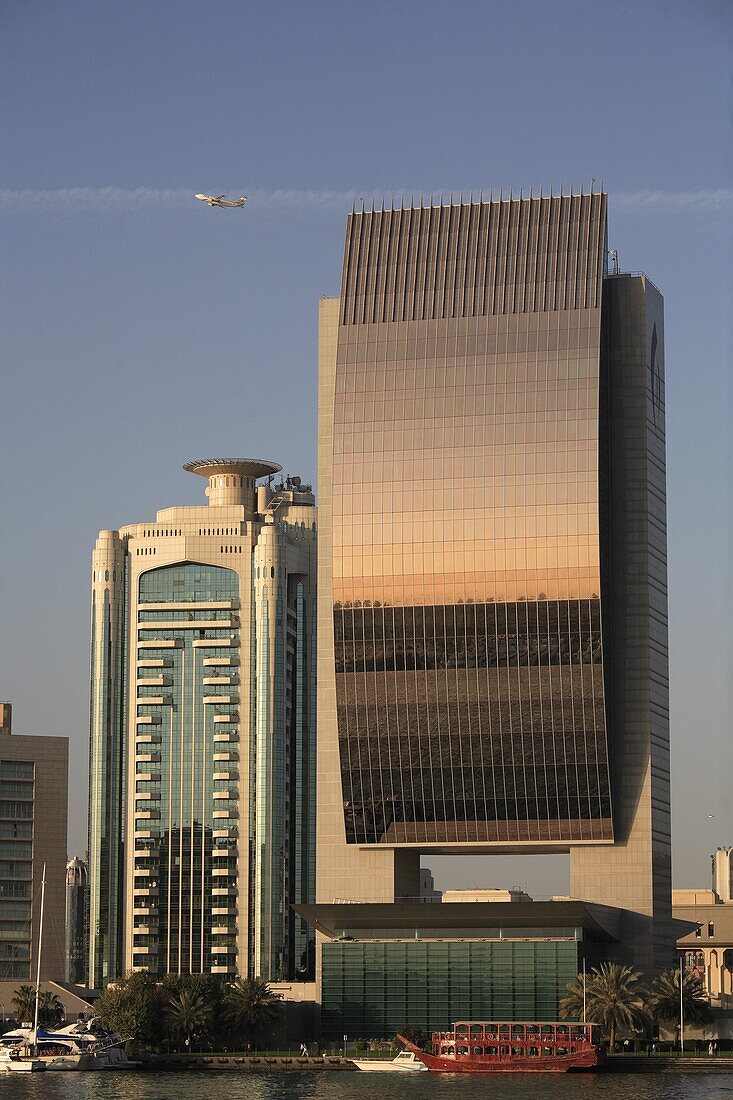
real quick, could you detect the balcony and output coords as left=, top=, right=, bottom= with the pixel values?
left=213, top=751, right=238, bottom=762
left=213, top=770, right=239, bottom=782
left=211, top=945, right=233, bottom=955
left=137, top=658, right=173, bottom=669
left=203, top=694, right=239, bottom=705
left=212, top=847, right=237, bottom=858
left=192, top=637, right=239, bottom=649
left=136, top=716, right=162, bottom=726
left=213, top=808, right=238, bottom=819
left=138, top=638, right=182, bottom=649
left=211, top=906, right=236, bottom=916
left=212, top=925, right=235, bottom=936
left=212, top=828, right=237, bottom=840
left=213, top=733, right=238, bottom=745
left=213, top=790, right=237, bottom=800
left=203, top=656, right=239, bottom=667
left=136, top=676, right=173, bottom=688
left=136, top=696, right=173, bottom=707
left=135, top=753, right=161, bottom=764
left=212, top=868, right=235, bottom=878
left=212, top=886, right=236, bottom=897
left=211, top=965, right=234, bottom=974
left=139, top=599, right=238, bottom=611
left=140, top=619, right=236, bottom=632
left=135, top=809, right=161, bottom=820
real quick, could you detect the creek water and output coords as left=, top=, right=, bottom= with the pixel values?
left=1, top=1071, right=732, bottom=1100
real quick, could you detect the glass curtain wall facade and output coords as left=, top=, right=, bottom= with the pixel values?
left=332, top=192, right=611, bottom=845
left=321, top=938, right=586, bottom=1039
left=134, top=562, right=240, bottom=975
left=318, top=191, right=672, bottom=971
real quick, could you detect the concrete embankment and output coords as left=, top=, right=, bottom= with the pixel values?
left=602, top=1056, right=733, bottom=1073
left=138, top=1055, right=356, bottom=1071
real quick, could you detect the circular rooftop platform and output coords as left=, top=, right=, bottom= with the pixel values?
left=184, top=458, right=282, bottom=480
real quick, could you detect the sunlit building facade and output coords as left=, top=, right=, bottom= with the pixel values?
left=0, top=703, right=68, bottom=981
left=317, top=191, right=672, bottom=971
left=88, top=462, right=317, bottom=987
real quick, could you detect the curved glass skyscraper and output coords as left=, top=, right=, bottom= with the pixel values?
left=317, top=191, right=671, bottom=970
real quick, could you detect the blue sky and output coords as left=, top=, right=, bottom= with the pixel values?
left=1, top=0, right=731, bottom=893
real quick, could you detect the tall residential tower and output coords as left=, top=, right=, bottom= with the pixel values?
left=88, top=462, right=317, bottom=987
left=317, top=191, right=671, bottom=972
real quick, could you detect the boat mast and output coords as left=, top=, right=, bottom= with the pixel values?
left=32, top=862, right=46, bottom=1052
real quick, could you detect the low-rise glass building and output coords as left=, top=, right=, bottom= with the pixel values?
left=299, top=900, right=615, bottom=1039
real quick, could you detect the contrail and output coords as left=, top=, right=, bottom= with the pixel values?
left=0, top=185, right=730, bottom=215
left=0, top=186, right=360, bottom=214
left=613, top=188, right=733, bottom=212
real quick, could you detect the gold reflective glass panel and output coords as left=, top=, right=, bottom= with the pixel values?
left=331, top=195, right=612, bottom=844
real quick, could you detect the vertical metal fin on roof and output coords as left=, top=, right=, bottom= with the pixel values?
left=339, top=190, right=608, bottom=326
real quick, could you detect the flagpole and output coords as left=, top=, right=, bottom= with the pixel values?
left=582, top=958, right=587, bottom=1023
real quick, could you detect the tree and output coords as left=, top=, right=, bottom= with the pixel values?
left=12, top=985, right=36, bottom=1025
left=12, top=986, right=36, bottom=1025
left=397, top=1025, right=427, bottom=1049
left=164, top=987, right=214, bottom=1050
left=649, top=968, right=713, bottom=1042
left=37, top=991, right=64, bottom=1027
left=559, top=974, right=587, bottom=1022
left=223, top=978, right=282, bottom=1044
left=561, top=963, right=649, bottom=1049
left=94, top=972, right=165, bottom=1049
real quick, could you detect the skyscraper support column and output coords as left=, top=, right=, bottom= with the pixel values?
left=570, top=274, right=672, bottom=973
left=253, top=518, right=286, bottom=977
left=88, top=529, right=127, bottom=988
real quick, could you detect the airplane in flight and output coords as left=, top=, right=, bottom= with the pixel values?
left=195, top=193, right=247, bottom=208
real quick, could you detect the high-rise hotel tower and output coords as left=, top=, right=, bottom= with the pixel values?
left=317, top=191, right=671, bottom=970
left=88, top=462, right=317, bottom=987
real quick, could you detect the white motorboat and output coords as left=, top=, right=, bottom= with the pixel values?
left=352, top=1050, right=427, bottom=1072
left=5, top=1050, right=45, bottom=1073
left=0, top=1023, right=133, bottom=1071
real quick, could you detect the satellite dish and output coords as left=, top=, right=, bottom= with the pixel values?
left=292, top=476, right=301, bottom=487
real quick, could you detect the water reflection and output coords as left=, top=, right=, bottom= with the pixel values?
left=5, top=1069, right=730, bottom=1100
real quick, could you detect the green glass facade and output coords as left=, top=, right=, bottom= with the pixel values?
left=134, top=562, right=240, bottom=974
left=321, top=938, right=585, bottom=1039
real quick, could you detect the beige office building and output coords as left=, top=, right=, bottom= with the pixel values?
left=0, top=702, right=68, bottom=981
left=88, top=462, right=317, bottom=987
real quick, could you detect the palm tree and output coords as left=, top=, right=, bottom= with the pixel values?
left=163, top=987, right=214, bottom=1050
left=12, top=985, right=36, bottom=1025
left=223, top=978, right=282, bottom=1045
left=649, top=968, right=712, bottom=1043
left=561, top=963, right=649, bottom=1050
left=36, top=991, right=64, bottom=1027
left=559, top=974, right=587, bottom=1021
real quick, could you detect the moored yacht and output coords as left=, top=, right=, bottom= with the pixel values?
left=0, top=1020, right=133, bottom=1071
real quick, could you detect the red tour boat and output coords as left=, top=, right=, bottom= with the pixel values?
left=398, top=1021, right=601, bottom=1073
